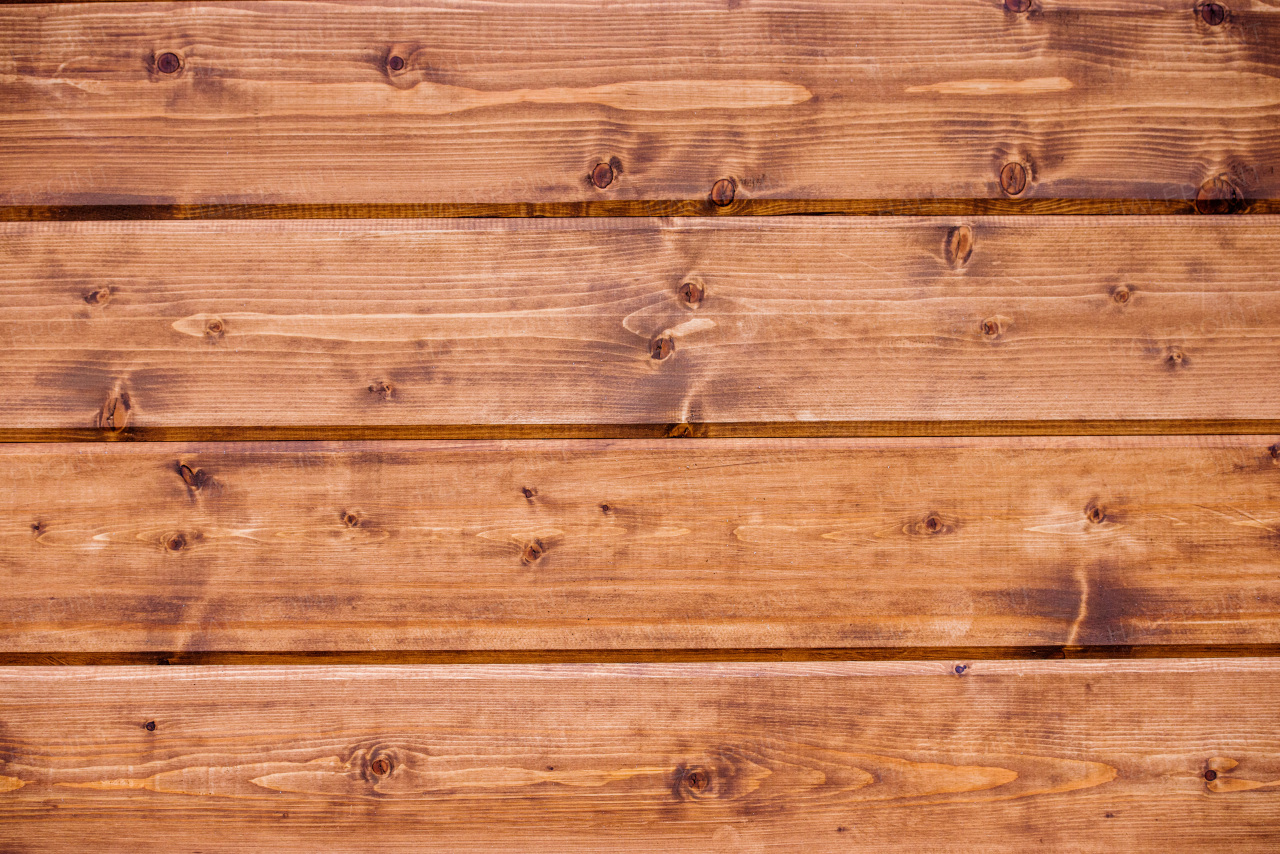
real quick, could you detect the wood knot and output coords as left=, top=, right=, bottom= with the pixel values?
left=954, top=664, right=968, bottom=675
left=676, top=765, right=713, bottom=799
left=342, top=511, right=361, bottom=528
left=144, top=720, right=156, bottom=732
left=710, top=178, right=736, bottom=207
left=521, top=486, right=537, bottom=500
left=677, top=281, right=705, bottom=308
left=999, top=161, right=1029, bottom=196
left=387, top=54, right=405, bottom=72
left=96, top=392, right=131, bottom=432
left=1004, top=0, right=1032, bottom=11
left=944, top=225, right=974, bottom=268
left=666, top=423, right=694, bottom=438
left=1196, top=175, right=1243, bottom=214
left=522, top=539, right=546, bottom=564
left=1085, top=502, right=1106, bottom=525
left=165, top=532, right=187, bottom=552
left=1198, top=3, right=1227, bottom=25
left=370, top=757, right=392, bottom=777
left=177, top=463, right=208, bottom=490
left=1164, top=347, right=1188, bottom=369
left=980, top=315, right=1010, bottom=339
left=590, top=161, right=615, bottom=189
left=1204, top=769, right=1218, bottom=782
left=1269, top=443, right=1280, bottom=460
left=368, top=380, right=395, bottom=400
left=204, top=317, right=225, bottom=339
left=1111, top=285, right=1132, bottom=305
left=84, top=287, right=112, bottom=306
left=909, top=513, right=956, bottom=536
left=600, top=503, right=613, bottom=515
left=650, top=336, right=675, bottom=360
left=155, top=52, right=182, bottom=74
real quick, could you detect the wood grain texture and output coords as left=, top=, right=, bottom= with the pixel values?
left=1, top=0, right=1277, bottom=206
left=1, top=661, right=1278, bottom=851
left=5, top=216, right=1280, bottom=430
left=4, top=436, right=1280, bottom=652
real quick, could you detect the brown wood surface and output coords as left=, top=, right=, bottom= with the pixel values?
left=6, top=216, right=1280, bottom=431
left=4, top=436, right=1280, bottom=653
left=1, top=661, right=1278, bottom=851
left=1, top=0, right=1277, bottom=207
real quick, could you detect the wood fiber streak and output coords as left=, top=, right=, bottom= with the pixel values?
left=0, top=0, right=1277, bottom=206
left=5, top=217, right=1280, bottom=429
left=3, top=437, right=1280, bottom=652
left=0, top=662, right=1278, bottom=851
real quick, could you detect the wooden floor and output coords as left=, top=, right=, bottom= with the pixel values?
left=1, top=1, right=1278, bottom=850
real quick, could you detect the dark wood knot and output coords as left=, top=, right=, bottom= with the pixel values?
left=590, top=161, right=615, bottom=189
left=156, top=52, right=182, bottom=74
left=999, top=161, right=1028, bottom=196
left=710, top=178, right=736, bottom=207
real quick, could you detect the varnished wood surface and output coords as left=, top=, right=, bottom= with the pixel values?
left=1, top=0, right=1278, bottom=207
left=0, top=661, right=1278, bottom=851
left=6, top=216, right=1280, bottom=431
left=4, top=436, right=1280, bottom=652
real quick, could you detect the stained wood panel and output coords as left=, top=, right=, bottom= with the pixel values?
left=1, top=661, right=1278, bottom=851
left=1, top=0, right=1278, bottom=207
left=5, top=216, right=1280, bottom=430
left=3, top=436, right=1280, bottom=652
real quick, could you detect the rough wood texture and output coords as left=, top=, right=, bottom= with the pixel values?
left=1, top=0, right=1277, bottom=207
left=1, top=661, right=1278, bottom=851
left=4, top=436, right=1280, bottom=652
left=5, top=216, right=1280, bottom=430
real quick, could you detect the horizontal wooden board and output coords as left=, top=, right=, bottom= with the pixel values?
left=1, top=661, right=1278, bottom=851
left=4, top=436, right=1280, bottom=652
left=0, top=0, right=1277, bottom=206
left=5, top=217, right=1280, bottom=430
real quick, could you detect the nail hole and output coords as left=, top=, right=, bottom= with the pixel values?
left=156, top=52, right=182, bottom=74
left=710, top=178, right=736, bottom=207
left=590, top=161, right=615, bottom=189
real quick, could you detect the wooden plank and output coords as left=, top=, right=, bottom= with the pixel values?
left=1, top=661, right=1278, bottom=851
left=1, top=0, right=1277, bottom=207
left=4, top=436, right=1280, bottom=652
left=5, top=216, right=1280, bottom=430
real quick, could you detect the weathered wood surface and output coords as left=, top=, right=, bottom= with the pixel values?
left=3, top=436, right=1280, bottom=652
left=1, top=661, right=1278, bottom=851
left=5, top=216, right=1280, bottom=431
left=1, top=0, right=1277, bottom=207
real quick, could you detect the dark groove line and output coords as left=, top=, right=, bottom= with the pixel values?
left=4, top=421, right=1280, bottom=443
left=4, top=646, right=1279, bottom=665
left=1, top=199, right=1275, bottom=221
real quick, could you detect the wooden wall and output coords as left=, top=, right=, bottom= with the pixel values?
left=1, top=1, right=1278, bottom=850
